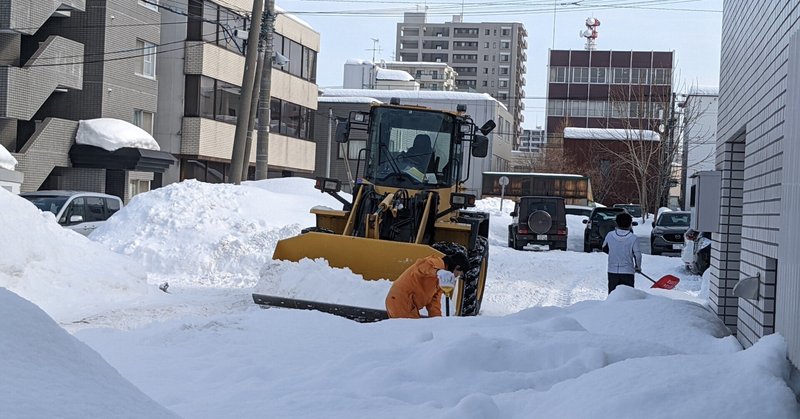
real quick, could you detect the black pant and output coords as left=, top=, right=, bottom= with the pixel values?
left=608, top=273, right=635, bottom=294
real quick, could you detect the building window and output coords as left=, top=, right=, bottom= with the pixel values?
left=500, top=41, right=510, bottom=49
left=549, top=66, right=568, bottom=83
left=651, top=102, right=666, bottom=119
left=652, top=68, right=671, bottom=85
left=136, top=39, right=156, bottom=78
left=484, top=42, right=489, bottom=48
left=189, top=2, right=248, bottom=55
left=485, top=29, right=490, bottom=35
left=338, top=140, right=366, bottom=159
left=272, top=34, right=318, bottom=83
left=612, top=68, right=630, bottom=84
left=600, top=159, right=611, bottom=176
left=610, top=101, right=628, bottom=118
left=547, top=99, right=566, bottom=116
left=570, top=100, right=587, bottom=117
left=268, top=98, right=314, bottom=141
left=483, top=54, right=489, bottom=61
left=138, top=0, right=158, bottom=12
left=500, top=66, right=509, bottom=75
left=629, top=102, right=648, bottom=119
left=588, top=101, right=607, bottom=117
left=571, top=67, right=589, bottom=83
left=589, top=67, right=607, bottom=84
left=133, top=110, right=154, bottom=134
left=501, top=28, right=510, bottom=36
left=186, top=76, right=241, bottom=125
left=499, top=80, right=509, bottom=88
left=631, top=68, right=648, bottom=84
left=129, top=179, right=151, bottom=198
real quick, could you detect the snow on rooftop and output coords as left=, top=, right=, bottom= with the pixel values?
left=688, top=85, right=719, bottom=96
left=322, top=88, right=498, bottom=102
left=384, top=61, right=452, bottom=67
left=275, top=5, right=315, bottom=31
left=564, top=127, right=661, bottom=141
left=0, top=288, right=177, bottom=418
left=345, top=58, right=372, bottom=66
left=376, top=68, right=415, bottom=82
left=484, top=171, right=586, bottom=178
left=76, top=118, right=160, bottom=152
left=318, top=96, right=383, bottom=104
left=0, top=143, right=17, bottom=171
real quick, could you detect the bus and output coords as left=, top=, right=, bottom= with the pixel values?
left=482, top=172, right=594, bottom=206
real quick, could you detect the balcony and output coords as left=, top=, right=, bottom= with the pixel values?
left=0, top=36, right=83, bottom=120
left=12, top=118, right=77, bottom=192
left=181, top=117, right=316, bottom=172
left=3, top=0, right=85, bottom=35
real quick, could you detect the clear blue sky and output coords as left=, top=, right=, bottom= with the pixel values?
left=277, top=0, right=723, bottom=130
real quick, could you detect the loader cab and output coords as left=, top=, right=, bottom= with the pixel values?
left=337, top=104, right=491, bottom=190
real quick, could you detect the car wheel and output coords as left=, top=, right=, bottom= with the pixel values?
left=583, top=240, right=591, bottom=253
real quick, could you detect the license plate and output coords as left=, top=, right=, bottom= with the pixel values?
left=672, top=244, right=684, bottom=250
left=537, top=235, right=547, bottom=240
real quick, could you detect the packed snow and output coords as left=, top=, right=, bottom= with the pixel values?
left=0, top=143, right=17, bottom=171
left=75, top=118, right=160, bottom=151
left=376, top=68, right=415, bottom=81
left=3, top=178, right=799, bottom=418
left=564, top=127, right=661, bottom=141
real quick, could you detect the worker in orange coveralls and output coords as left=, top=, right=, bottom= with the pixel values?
left=385, top=251, right=469, bottom=319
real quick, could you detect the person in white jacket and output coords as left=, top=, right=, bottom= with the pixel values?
left=602, top=212, right=643, bottom=293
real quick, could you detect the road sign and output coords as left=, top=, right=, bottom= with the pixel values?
left=499, top=176, right=509, bottom=211
left=499, top=176, right=509, bottom=186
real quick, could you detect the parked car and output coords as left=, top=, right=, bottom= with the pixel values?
left=650, top=211, right=691, bottom=256
left=582, top=207, right=638, bottom=252
left=613, top=203, right=643, bottom=219
left=565, top=204, right=593, bottom=217
left=681, top=229, right=712, bottom=274
left=508, top=196, right=568, bottom=251
left=21, top=191, right=123, bottom=236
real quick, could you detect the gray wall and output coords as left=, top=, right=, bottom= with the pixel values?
left=717, top=0, right=800, bottom=367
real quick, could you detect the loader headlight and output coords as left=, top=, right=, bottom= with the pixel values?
left=450, top=193, right=476, bottom=209
left=315, top=177, right=341, bottom=193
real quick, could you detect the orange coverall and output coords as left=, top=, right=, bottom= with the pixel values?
left=385, top=256, right=445, bottom=318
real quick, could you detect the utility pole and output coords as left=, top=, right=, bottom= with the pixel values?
left=242, top=37, right=265, bottom=181
left=326, top=108, right=333, bottom=178
left=229, top=0, right=264, bottom=184
left=255, top=0, right=276, bottom=180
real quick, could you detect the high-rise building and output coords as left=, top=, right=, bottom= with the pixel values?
left=382, top=61, right=457, bottom=91
left=395, top=12, right=527, bottom=145
left=155, top=0, right=320, bottom=184
left=518, top=127, right=546, bottom=153
left=1, top=0, right=174, bottom=200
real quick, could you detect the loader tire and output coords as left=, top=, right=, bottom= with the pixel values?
left=461, top=236, right=488, bottom=316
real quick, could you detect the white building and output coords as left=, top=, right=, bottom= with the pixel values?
left=343, top=60, right=419, bottom=91
left=518, top=127, right=546, bottom=153
left=383, top=61, right=458, bottom=91
left=681, top=87, right=718, bottom=208
left=318, top=88, right=514, bottom=196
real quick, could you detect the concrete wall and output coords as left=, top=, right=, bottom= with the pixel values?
left=717, top=0, right=800, bottom=368
left=682, top=94, right=718, bottom=206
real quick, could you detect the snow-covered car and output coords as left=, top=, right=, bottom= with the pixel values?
left=21, top=191, right=123, bottom=236
left=650, top=211, right=691, bottom=256
left=682, top=229, right=712, bottom=274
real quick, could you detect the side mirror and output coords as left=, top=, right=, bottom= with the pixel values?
left=471, top=135, right=489, bottom=158
left=314, top=177, right=341, bottom=193
left=510, top=211, right=517, bottom=217
left=479, top=120, right=496, bottom=135
left=582, top=219, right=588, bottom=224
left=70, top=215, right=84, bottom=224
left=334, top=119, right=350, bottom=143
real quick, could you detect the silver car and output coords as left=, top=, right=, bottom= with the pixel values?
left=20, top=191, right=123, bottom=236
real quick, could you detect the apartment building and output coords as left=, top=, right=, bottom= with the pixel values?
left=382, top=61, right=457, bottom=91
left=518, top=127, right=545, bottom=153
left=1, top=0, right=174, bottom=200
left=680, top=87, right=718, bottom=208
left=314, top=89, right=514, bottom=197
left=155, top=0, right=319, bottom=184
left=710, top=0, right=800, bottom=372
left=396, top=12, right=527, bottom=146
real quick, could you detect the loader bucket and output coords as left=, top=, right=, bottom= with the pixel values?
left=272, top=232, right=444, bottom=281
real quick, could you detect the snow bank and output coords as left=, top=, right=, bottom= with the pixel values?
left=0, top=188, right=149, bottom=322
left=0, top=143, right=17, bottom=171
left=76, top=118, right=160, bottom=151
left=0, top=289, right=177, bottom=418
left=77, top=288, right=799, bottom=419
left=91, top=178, right=349, bottom=288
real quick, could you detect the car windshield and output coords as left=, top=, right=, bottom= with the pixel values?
left=615, top=204, right=642, bottom=217
left=658, top=213, right=691, bottom=227
left=22, top=195, right=69, bottom=216
left=592, top=209, right=623, bottom=221
left=365, top=107, right=460, bottom=188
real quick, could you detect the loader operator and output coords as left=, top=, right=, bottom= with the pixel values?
left=385, top=251, right=469, bottom=319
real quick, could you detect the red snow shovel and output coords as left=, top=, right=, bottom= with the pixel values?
left=638, top=272, right=680, bottom=290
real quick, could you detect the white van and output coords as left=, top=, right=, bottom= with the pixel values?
left=20, top=191, right=123, bottom=236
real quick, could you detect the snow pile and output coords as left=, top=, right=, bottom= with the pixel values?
left=376, top=68, right=414, bottom=81
left=76, top=287, right=800, bottom=419
left=76, top=118, right=160, bottom=151
left=91, top=178, right=348, bottom=288
left=0, top=188, right=149, bottom=322
left=564, top=127, right=661, bottom=141
left=0, top=143, right=17, bottom=171
left=0, top=289, right=177, bottom=418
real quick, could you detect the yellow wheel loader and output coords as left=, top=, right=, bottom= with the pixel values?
left=253, top=100, right=496, bottom=320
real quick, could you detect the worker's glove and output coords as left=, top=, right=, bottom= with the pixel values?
left=437, top=269, right=456, bottom=298
left=635, top=267, right=642, bottom=273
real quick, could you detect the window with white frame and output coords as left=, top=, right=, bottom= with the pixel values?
left=138, top=0, right=158, bottom=11
left=612, top=67, right=630, bottom=84
left=570, top=100, right=587, bottom=117
left=499, top=79, right=509, bottom=88
left=500, top=40, right=511, bottom=49
left=651, top=102, right=666, bottom=119
left=610, top=101, right=628, bottom=118
left=133, top=109, right=154, bottom=134
left=549, top=66, right=568, bottom=83
left=500, top=53, right=510, bottom=62
left=652, top=68, right=671, bottom=85
left=588, top=101, right=607, bottom=117
left=629, top=102, right=647, bottom=119
left=571, top=67, right=589, bottom=83
left=136, top=39, right=156, bottom=78
left=589, top=67, right=607, bottom=84
left=500, top=66, right=509, bottom=75
left=631, top=68, right=648, bottom=84
left=129, top=179, right=151, bottom=198
left=547, top=99, right=566, bottom=116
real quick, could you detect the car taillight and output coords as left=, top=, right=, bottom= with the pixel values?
left=557, top=228, right=567, bottom=235
left=519, top=226, right=529, bottom=234
left=685, top=231, right=696, bottom=241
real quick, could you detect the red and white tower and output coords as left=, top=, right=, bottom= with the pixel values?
left=580, top=17, right=600, bottom=51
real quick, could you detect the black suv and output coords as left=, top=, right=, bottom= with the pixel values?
left=508, top=196, right=568, bottom=251
left=613, top=203, right=643, bottom=219
left=650, top=211, right=691, bottom=256
left=583, top=207, right=637, bottom=252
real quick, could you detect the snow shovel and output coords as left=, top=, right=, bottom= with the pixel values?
left=638, top=271, right=680, bottom=290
